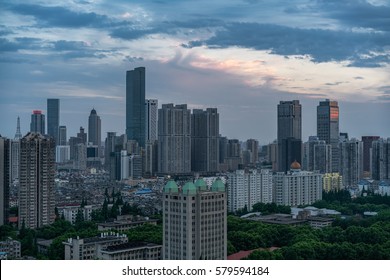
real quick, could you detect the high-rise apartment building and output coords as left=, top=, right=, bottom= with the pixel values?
left=47, top=99, right=59, bottom=144
left=246, top=139, right=259, bottom=165
left=105, top=132, right=117, bottom=169
left=0, top=136, right=10, bottom=226
left=145, top=99, right=158, bottom=143
left=59, top=125, right=67, bottom=146
left=126, top=67, right=146, bottom=147
left=274, top=161, right=323, bottom=206
left=163, top=179, right=227, bottom=260
left=362, top=136, right=380, bottom=174
left=339, top=138, right=363, bottom=187
left=88, top=108, right=101, bottom=154
left=158, top=104, right=191, bottom=174
left=323, top=173, right=343, bottom=192
left=317, top=100, right=339, bottom=172
left=227, top=169, right=273, bottom=213
left=10, top=117, right=22, bottom=183
left=191, top=108, right=219, bottom=173
left=371, top=138, right=390, bottom=180
left=30, top=110, right=45, bottom=134
left=19, top=133, right=56, bottom=229
left=277, top=100, right=302, bottom=172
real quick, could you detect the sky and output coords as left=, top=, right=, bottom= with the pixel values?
left=0, top=0, right=389, bottom=144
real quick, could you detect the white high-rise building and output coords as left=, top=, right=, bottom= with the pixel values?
left=120, top=150, right=129, bottom=180
left=56, top=145, right=70, bottom=163
left=227, top=169, right=273, bottom=213
left=163, top=179, right=227, bottom=260
left=274, top=161, right=322, bottom=206
left=145, top=99, right=158, bottom=142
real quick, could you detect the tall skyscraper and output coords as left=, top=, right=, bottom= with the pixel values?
left=317, top=100, right=339, bottom=172
left=104, top=132, right=117, bottom=169
left=191, top=108, right=219, bottom=173
left=0, top=136, right=10, bottom=226
left=126, top=67, right=146, bottom=148
left=77, top=126, right=87, bottom=144
left=88, top=108, right=101, bottom=154
left=47, top=99, right=60, bottom=144
left=371, top=138, right=390, bottom=180
left=277, top=100, right=302, bottom=172
left=158, top=104, right=191, bottom=174
left=30, top=110, right=45, bottom=134
left=59, top=125, right=67, bottom=146
left=339, top=138, right=363, bottom=187
left=19, top=133, right=56, bottom=229
left=10, top=117, right=22, bottom=183
left=145, top=99, right=158, bottom=143
left=163, top=179, right=227, bottom=260
left=362, top=136, right=380, bottom=174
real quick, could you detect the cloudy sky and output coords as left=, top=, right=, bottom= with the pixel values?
left=0, top=0, right=389, bottom=144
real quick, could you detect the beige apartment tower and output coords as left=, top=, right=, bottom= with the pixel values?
left=163, top=179, right=227, bottom=260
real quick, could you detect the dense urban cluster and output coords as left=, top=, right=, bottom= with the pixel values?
left=0, top=67, right=389, bottom=260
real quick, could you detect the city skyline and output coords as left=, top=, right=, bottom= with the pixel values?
left=1, top=0, right=389, bottom=143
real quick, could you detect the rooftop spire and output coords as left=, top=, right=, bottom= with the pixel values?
left=14, top=116, right=22, bottom=139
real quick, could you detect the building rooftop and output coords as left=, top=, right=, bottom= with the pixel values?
left=102, top=242, right=161, bottom=252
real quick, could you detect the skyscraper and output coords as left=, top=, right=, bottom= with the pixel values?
left=19, top=133, right=56, bottom=229
left=145, top=99, right=158, bottom=143
left=317, top=100, right=339, bottom=172
left=0, top=136, right=10, bottom=226
left=77, top=126, right=87, bottom=144
left=30, top=110, right=45, bottom=134
left=47, top=99, right=60, bottom=144
left=246, top=139, right=259, bottom=165
left=371, top=138, right=390, bottom=180
left=59, top=125, right=67, bottom=146
left=126, top=67, right=146, bottom=148
left=362, top=136, right=380, bottom=174
left=88, top=108, right=101, bottom=154
left=277, top=100, right=302, bottom=172
left=10, top=117, right=22, bottom=183
left=158, top=104, right=191, bottom=174
left=339, top=138, right=363, bottom=187
left=163, top=179, right=227, bottom=260
left=191, top=108, right=219, bottom=173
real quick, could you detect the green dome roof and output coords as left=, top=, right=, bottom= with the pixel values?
left=182, top=182, right=197, bottom=195
left=211, top=179, right=225, bottom=192
left=194, top=178, right=207, bottom=191
left=164, top=180, right=179, bottom=193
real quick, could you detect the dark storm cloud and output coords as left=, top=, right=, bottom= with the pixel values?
left=5, top=3, right=115, bottom=28
left=185, top=22, right=390, bottom=66
left=316, top=0, right=390, bottom=32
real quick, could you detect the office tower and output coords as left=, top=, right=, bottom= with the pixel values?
left=277, top=100, right=302, bottom=172
left=10, top=117, right=22, bottom=183
left=340, top=132, right=349, bottom=142
left=158, top=104, right=191, bottom=174
left=267, top=141, right=278, bottom=171
left=362, top=136, right=380, bottom=174
left=303, top=136, right=320, bottom=171
left=371, top=138, right=390, bottom=180
left=105, top=132, right=117, bottom=169
left=19, top=133, right=56, bottom=229
left=58, top=125, right=67, bottom=146
left=191, top=108, right=219, bottom=173
left=246, top=139, right=259, bottom=165
left=225, top=139, right=242, bottom=171
left=77, top=127, right=87, bottom=144
left=0, top=136, right=10, bottom=226
left=145, top=99, right=158, bottom=143
left=323, top=173, right=343, bottom=192
left=47, top=99, right=60, bottom=144
left=144, top=140, right=158, bottom=177
left=69, top=136, right=83, bottom=160
left=339, top=139, right=363, bottom=187
left=30, top=110, right=45, bottom=134
left=274, top=161, right=323, bottom=206
left=317, top=100, right=339, bottom=172
left=163, top=179, right=227, bottom=260
left=126, top=67, right=146, bottom=148
left=227, top=169, right=273, bottom=213
left=120, top=150, right=129, bottom=180
left=129, top=154, right=142, bottom=179
left=88, top=108, right=101, bottom=153
left=219, top=136, right=228, bottom=163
